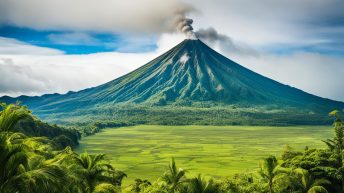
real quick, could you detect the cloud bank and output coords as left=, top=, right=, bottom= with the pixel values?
left=0, top=37, right=64, bottom=55
left=47, top=32, right=102, bottom=46
left=0, top=0, right=194, bottom=34
left=188, top=0, right=344, bottom=49
left=229, top=52, right=344, bottom=102
left=0, top=34, right=183, bottom=97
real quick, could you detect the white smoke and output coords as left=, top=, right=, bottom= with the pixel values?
left=195, top=27, right=258, bottom=56
left=174, top=14, right=197, bottom=39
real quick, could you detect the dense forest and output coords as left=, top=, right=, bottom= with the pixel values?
left=37, top=105, right=334, bottom=126
left=0, top=103, right=80, bottom=148
left=1, top=103, right=343, bottom=193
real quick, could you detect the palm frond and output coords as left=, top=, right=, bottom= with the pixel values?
left=308, top=186, right=328, bottom=193
left=93, top=183, right=119, bottom=193
left=0, top=104, right=31, bottom=132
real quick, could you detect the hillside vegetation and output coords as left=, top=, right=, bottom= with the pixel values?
left=0, top=103, right=80, bottom=148
left=47, top=105, right=334, bottom=126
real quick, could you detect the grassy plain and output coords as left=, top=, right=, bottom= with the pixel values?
left=75, top=125, right=333, bottom=184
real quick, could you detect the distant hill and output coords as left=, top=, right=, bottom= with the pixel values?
left=13, top=116, right=80, bottom=148
left=1, top=39, right=343, bottom=125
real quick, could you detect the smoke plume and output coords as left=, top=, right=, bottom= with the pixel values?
left=174, top=13, right=197, bottom=39
left=195, top=27, right=258, bottom=56
left=0, top=0, right=195, bottom=34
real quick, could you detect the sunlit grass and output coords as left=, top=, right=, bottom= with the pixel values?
left=75, top=125, right=333, bottom=184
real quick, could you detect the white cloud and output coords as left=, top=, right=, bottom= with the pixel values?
left=186, top=0, right=344, bottom=47
left=227, top=51, right=344, bottom=101
left=0, top=34, right=179, bottom=97
left=47, top=32, right=101, bottom=45
left=179, top=53, right=190, bottom=64
left=0, top=37, right=64, bottom=55
left=1, top=0, right=343, bottom=49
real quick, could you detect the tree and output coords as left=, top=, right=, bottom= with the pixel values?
left=0, top=133, right=28, bottom=192
left=8, top=157, right=68, bottom=193
left=0, top=104, right=69, bottom=193
left=161, top=158, right=187, bottom=193
left=129, top=179, right=152, bottom=193
left=293, top=168, right=329, bottom=193
left=0, top=103, right=31, bottom=132
left=93, top=183, right=120, bottom=193
left=322, top=110, right=344, bottom=191
left=71, top=153, right=124, bottom=193
left=0, top=132, right=68, bottom=193
left=323, top=110, right=344, bottom=164
left=259, top=155, right=289, bottom=193
left=281, top=144, right=302, bottom=161
left=188, top=174, right=218, bottom=193
left=307, top=186, right=329, bottom=193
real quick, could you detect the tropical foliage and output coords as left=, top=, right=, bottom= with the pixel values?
left=0, top=102, right=80, bottom=148
left=1, top=104, right=344, bottom=193
left=0, top=104, right=125, bottom=193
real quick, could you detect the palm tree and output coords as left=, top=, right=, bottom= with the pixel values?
left=0, top=103, right=31, bottom=132
left=307, top=187, right=329, bottom=193
left=130, top=179, right=152, bottom=193
left=259, top=155, right=289, bottom=193
left=293, top=168, right=329, bottom=193
left=93, top=183, right=119, bottom=193
left=9, top=158, right=68, bottom=193
left=188, top=174, right=218, bottom=193
left=72, top=153, right=123, bottom=193
left=322, top=110, right=344, bottom=190
left=0, top=134, right=28, bottom=192
left=323, top=110, right=344, bottom=163
left=0, top=133, right=68, bottom=193
left=161, top=158, right=187, bottom=193
left=0, top=103, right=70, bottom=193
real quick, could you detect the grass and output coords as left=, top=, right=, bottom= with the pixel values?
left=75, top=125, right=333, bottom=184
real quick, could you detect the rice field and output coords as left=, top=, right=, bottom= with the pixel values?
left=75, top=125, right=333, bottom=184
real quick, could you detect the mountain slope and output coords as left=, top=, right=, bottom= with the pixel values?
left=1, top=39, right=343, bottom=124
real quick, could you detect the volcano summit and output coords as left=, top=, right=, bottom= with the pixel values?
left=1, top=39, right=343, bottom=125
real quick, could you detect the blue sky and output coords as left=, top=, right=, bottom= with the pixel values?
left=0, top=26, right=158, bottom=54
left=1, top=24, right=343, bottom=56
left=0, top=0, right=343, bottom=101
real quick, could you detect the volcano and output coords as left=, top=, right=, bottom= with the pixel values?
left=1, top=39, right=343, bottom=125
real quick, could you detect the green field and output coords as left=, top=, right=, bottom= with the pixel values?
left=75, top=125, right=333, bottom=184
